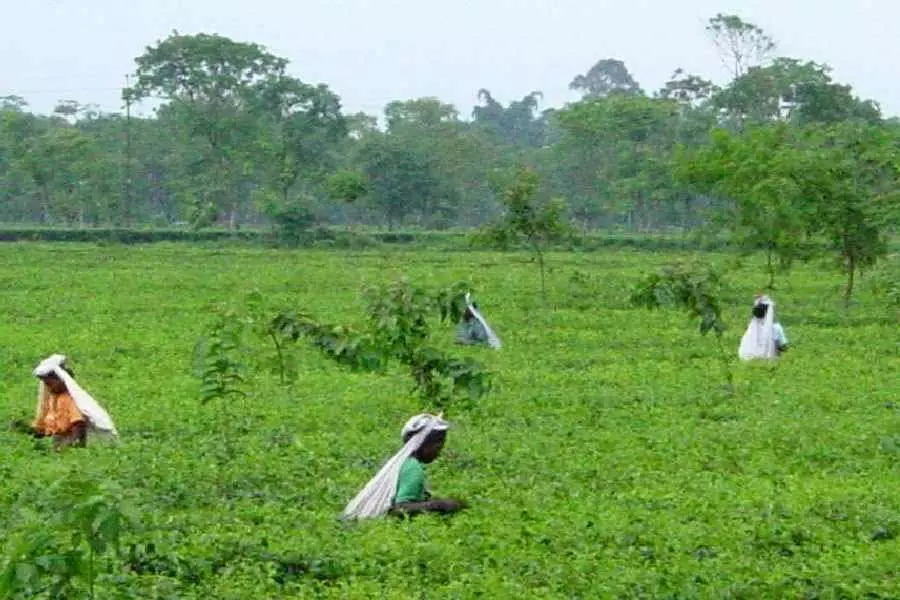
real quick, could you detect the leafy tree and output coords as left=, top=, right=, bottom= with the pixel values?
left=675, top=123, right=813, bottom=288
left=796, top=122, right=900, bottom=303
left=711, top=57, right=882, bottom=127
left=482, top=167, right=571, bottom=298
left=279, top=278, right=492, bottom=410
left=4, top=119, right=99, bottom=225
left=706, top=13, right=776, bottom=81
left=351, top=97, right=497, bottom=230
left=125, top=32, right=288, bottom=229
left=325, top=168, right=368, bottom=204
left=193, top=303, right=254, bottom=403
left=791, top=79, right=882, bottom=126
left=630, top=260, right=735, bottom=394
left=384, top=97, right=459, bottom=130
left=251, top=75, right=346, bottom=205
left=472, top=89, right=547, bottom=147
left=324, top=168, right=369, bottom=234
left=706, top=13, right=776, bottom=127
left=357, top=132, right=452, bottom=230
left=195, top=281, right=492, bottom=411
left=553, top=95, right=682, bottom=229
left=265, top=200, right=317, bottom=246
left=657, top=69, right=718, bottom=107
left=0, top=473, right=130, bottom=599
left=569, top=58, right=643, bottom=98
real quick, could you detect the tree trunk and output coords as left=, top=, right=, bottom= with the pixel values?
left=534, top=242, right=547, bottom=301
left=844, top=253, right=856, bottom=307
left=40, top=184, right=50, bottom=224
left=229, top=200, right=239, bottom=230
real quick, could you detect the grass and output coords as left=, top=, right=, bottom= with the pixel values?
left=1, top=242, right=898, bottom=598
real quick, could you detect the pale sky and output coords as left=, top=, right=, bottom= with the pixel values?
left=1, top=0, right=897, bottom=120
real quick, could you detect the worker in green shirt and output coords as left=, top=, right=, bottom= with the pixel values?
left=341, top=413, right=466, bottom=520
left=390, top=419, right=465, bottom=516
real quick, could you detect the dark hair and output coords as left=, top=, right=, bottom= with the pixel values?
left=752, top=303, right=769, bottom=319
left=403, top=428, right=446, bottom=444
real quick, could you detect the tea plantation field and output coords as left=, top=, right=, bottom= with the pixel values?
left=1, top=243, right=898, bottom=598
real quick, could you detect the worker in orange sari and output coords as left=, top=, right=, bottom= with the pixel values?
left=33, top=365, right=88, bottom=449
left=14, top=354, right=118, bottom=450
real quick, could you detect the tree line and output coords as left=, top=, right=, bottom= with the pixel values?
left=0, top=13, right=897, bottom=265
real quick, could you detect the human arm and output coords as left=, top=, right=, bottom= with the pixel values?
left=391, top=458, right=465, bottom=516
left=389, top=498, right=467, bottom=517
left=53, top=421, right=88, bottom=450
left=9, top=419, right=45, bottom=437
left=773, top=323, right=789, bottom=352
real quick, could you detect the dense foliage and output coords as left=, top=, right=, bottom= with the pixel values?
left=1, top=244, right=898, bottom=597
left=2, top=15, right=896, bottom=244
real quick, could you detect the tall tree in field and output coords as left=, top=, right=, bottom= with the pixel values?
left=712, top=57, right=882, bottom=127
left=657, top=69, right=718, bottom=108
left=125, top=32, right=288, bottom=228
left=797, top=122, right=900, bottom=303
left=706, top=13, right=775, bottom=81
left=472, top=89, right=547, bottom=147
left=384, top=97, right=459, bottom=129
left=360, top=97, right=495, bottom=229
left=569, top=58, right=643, bottom=99
left=482, top=167, right=571, bottom=298
left=553, top=95, right=681, bottom=229
left=28, top=128, right=98, bottom=225
left=1, top=110, right=102, bottom=225
left=251, top=76, right=346, bottom=207
left=675, top=123, right=812, bottom=288
left=0, top=106, right=44, bottom=221
left=357, top=132, right=454, bottom=230
left=790, top=78, right=882, bottom=126
left=706, top=14, right=776, bottom=127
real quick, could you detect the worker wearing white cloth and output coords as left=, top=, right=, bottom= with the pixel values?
left=738, top=296, right=789, bottom=360
left=24, top=354, right=118, bottom=450
left=342, top=413, right=465, bottom=520
left=456, top=293, right=502, bottom=349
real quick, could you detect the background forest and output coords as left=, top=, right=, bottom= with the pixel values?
left=1, top=14, right=894, bottom=238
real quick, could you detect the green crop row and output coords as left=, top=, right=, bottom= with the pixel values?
left=4, top=225, right=891, bottom=255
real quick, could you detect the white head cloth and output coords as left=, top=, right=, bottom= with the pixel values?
left=465, top=293, right=502, bottom=349
left=738, top=296, right=777, bottom=361
left=341, top=413, right=449, bottom=520
left=33, top=354, right=119, bottom=438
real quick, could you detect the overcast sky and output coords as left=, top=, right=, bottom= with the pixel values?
left=1, top=0, right=896, bottom=120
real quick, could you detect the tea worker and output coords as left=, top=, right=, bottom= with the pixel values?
left=738, top=295, right=789, bottom=360
left=24, top=354, right=118, bottom=450
left=456, top=293, right=502, bottom=349
left=342, top=413, right=465, bottom=519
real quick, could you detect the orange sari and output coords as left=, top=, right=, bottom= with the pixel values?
left=32, top=391, right=85, bottom=436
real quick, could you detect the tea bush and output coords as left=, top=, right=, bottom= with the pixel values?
left=0, top=243, right=897, bottom=598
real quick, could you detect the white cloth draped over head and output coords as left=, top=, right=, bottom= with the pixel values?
left=465, top=293, right=502, bottom=349
left=738, top=296, right=777, bottom=360
left=33, top=354, right=119, bottom=438
left=341, top=413, right=449, bottom=520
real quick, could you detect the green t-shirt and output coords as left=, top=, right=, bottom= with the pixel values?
left=394, top=457, right=427, bottom=504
